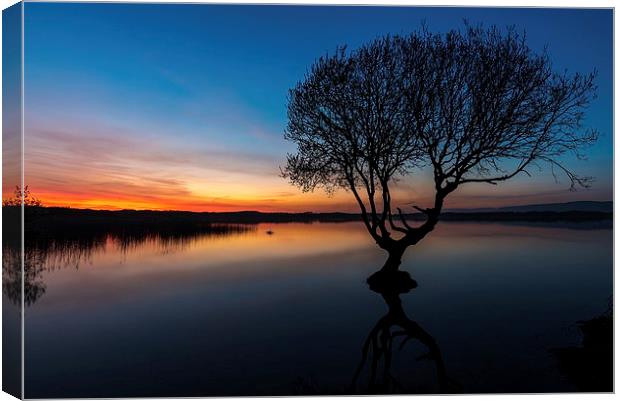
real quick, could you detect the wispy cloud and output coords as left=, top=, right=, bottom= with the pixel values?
left=24, top=123, right=298, bottom=210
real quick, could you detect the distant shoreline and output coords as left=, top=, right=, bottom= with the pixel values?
left=5, top=205, right=612, bottom=224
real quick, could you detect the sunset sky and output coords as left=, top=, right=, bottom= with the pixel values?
left=20, top=4, right=613, bottom=212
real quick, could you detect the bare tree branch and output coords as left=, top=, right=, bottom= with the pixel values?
left=282, top=24, right=598, bottom=253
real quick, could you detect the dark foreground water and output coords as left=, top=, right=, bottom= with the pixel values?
left=10, top=221, right=612, bottom=397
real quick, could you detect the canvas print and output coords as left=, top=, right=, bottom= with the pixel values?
left=2, top=3, right=613, bottom=398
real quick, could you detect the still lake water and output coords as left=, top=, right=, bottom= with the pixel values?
left=19, top=221, right=612, bottom=397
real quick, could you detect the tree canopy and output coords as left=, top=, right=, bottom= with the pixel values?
left=283, top=25, right=598, bottom=253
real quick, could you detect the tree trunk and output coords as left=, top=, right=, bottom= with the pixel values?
left=380, top=245, right=406, bottom=273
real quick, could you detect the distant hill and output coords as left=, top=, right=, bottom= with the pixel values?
left=448, top=201, right=612, bottom=214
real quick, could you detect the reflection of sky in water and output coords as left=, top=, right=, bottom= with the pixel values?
left=23, top=221, right=612, bottom=397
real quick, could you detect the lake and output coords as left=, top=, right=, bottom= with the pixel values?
left=10, top=220, right=612, bottom=397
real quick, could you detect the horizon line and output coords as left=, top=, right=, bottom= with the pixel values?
left=9, top=199, right=613, bottom=215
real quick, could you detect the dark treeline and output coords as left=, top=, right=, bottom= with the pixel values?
left=4, top=206, right=254, bottom=241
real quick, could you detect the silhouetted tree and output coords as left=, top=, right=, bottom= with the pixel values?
left=283, top=25, right=598, bottom=279
left=2, top=185, right=42, bottom=207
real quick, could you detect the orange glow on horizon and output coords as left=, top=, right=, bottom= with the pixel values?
left=24, top=188, right=362, bottom=213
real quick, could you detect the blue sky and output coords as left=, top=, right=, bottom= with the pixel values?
left=22, top=4, right=613, bottom=211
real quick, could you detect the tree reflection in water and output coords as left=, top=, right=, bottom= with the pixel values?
left=352, top=270, right=461, bottom=394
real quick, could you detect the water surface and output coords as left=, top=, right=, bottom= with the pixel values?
left=14, top=221, right=612, bottom=397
